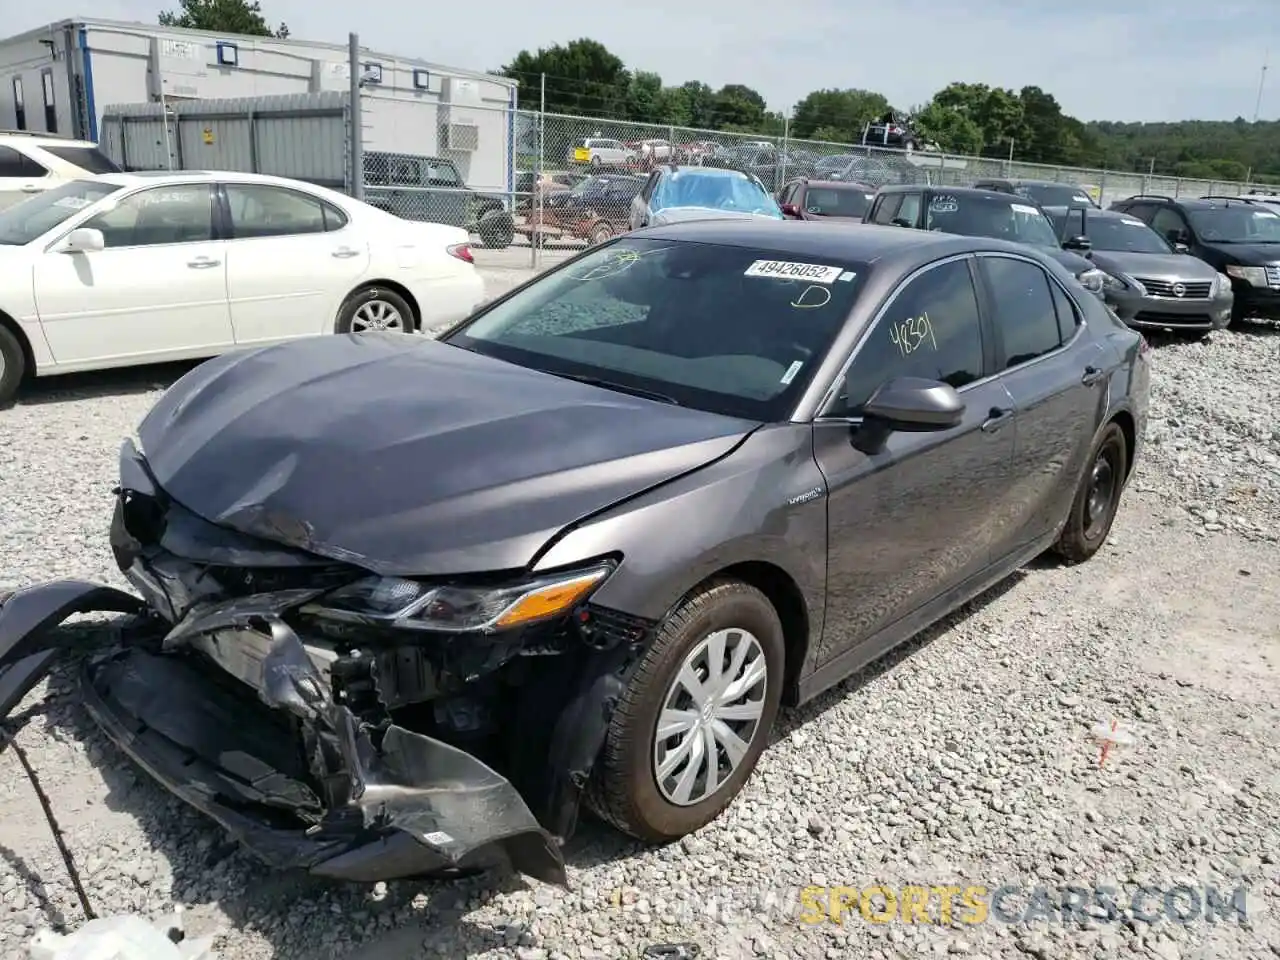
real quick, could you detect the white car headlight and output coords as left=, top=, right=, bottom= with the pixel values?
left=1225, top=265, right=1268, bottom=287
left=1077, top=268, right=1124, bottom=294
left=301, top=562, right=615, bottom=633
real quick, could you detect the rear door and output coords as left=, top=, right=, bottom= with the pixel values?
left=220, top=182, right=370, bottom=346
left=974, top=252, right=1109, bottom=557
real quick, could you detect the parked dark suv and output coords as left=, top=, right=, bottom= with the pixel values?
left=1109, top=194, right=1280, bottom=322
left=364, top=152, right=515, bottom=248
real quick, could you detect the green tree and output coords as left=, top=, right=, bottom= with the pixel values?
left=158, top=0, right=288, bottom=37
left=790, top=88, right=891, bottom=141
left=931, top=82, right=1023, bottom=156
left=500, top=39, right=630, bottom=117
left=910, top=100, right=984, bottom=155
left=715, top=84, right=768, bottom=128
left=623, top=70, right=664, bottom=124
left=678, top=81, right=719, bottom=130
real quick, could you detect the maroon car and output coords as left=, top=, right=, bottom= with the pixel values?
left=777, top=178, right=876, bottom=221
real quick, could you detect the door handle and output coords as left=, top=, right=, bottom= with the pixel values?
left=1081, top=365, right=1105, bottom=386
left=20, top=184, right=42, bottom=193
left=331, top=248, right=360, bottom=259
left=187, top=257, right=221, bottom=268
left=981, top=407, right=1013, bottom=433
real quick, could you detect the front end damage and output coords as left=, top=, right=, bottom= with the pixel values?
left=0, top=442, right=656, bottom=888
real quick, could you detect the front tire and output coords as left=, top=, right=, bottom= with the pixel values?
left=588, top=221, right=614, bottom=245
left=477, top=209, right=514, bottom=249
left=335, top=287, right=415, bottom=335
left=0, top=324, right=25, bottom=408
left=586, top=579, right=784, bottom=843
left=1053, top=421, right=1128, bottom=564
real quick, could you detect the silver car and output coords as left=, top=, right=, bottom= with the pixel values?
left=630, top=165, right=784, bottom=229
left=1046, top=205, right=1233, bottom=335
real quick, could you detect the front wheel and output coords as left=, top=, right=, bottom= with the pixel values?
left=585, top=579, right=784, bottom=843
left=588, top=221, right=614, bottom=245
left=335, top=287, right=415, bottom=335
left=477, top=210, right=514, bottom=249
left=1053, top=421, right=1128, bottom=564
left=0, top=324, right=25, bottom=408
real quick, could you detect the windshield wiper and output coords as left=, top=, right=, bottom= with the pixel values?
left=551, top=371, right=681, bottom=405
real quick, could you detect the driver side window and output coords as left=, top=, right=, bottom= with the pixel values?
left=1150, top=207, right=1188, bottom=243
left=834, top=258, right=985, bottom=414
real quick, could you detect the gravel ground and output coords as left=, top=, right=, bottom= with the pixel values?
left=0, top=317, right=1277, bottom=960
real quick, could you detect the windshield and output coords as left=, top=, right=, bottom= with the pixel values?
left=803, top=186, right=872, bottom=219
left=926, top=194, right=1061, bottom=248
left=1187, top=206, right=1280, bottom=243
left=0, top=178, right=122, bottom=245
left=1051, top=212, right=1172, bottom=254
left=1014, top=183, right=1094, bottom=207
left=652, top=171, right=781, bottom=217
left=443, top=237, right=869, bottom=420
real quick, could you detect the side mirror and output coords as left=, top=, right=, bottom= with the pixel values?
left=1174, top=242, right=1190, bottom=254
left=58, top=227, right=105, bottom=254
left=1063, top=234, right=1091, bottom=251
left=780, top=203, right=799, bottom=217
left=890, top=217, right=913, bottom=228
left=859, top=377, right=965, bottom=431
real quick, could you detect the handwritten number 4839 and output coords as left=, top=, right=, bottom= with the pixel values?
left=889, top=313, right=938, bottom=356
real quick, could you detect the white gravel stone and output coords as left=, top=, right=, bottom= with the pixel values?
left=0, top=318, right=1278, bottom=960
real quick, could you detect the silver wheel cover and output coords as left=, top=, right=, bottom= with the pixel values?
left=350, top=299, right=405, bottom=332
left=653, top=627, right=768, bottom=806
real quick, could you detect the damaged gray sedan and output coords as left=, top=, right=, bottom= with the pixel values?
left=0, top=220, right=1148, bottom=888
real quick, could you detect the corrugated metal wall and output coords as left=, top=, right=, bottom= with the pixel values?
left=99, top=91, right=351, bottom=190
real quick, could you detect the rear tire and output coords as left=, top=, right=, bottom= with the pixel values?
left=477, top=210, right=515, bottom=249
left=588, top=221, right=614, bottom=245
left=1053, top=422, right=1128, bottom=564
left=335, top=287, right=416, bottom=335
left=0, top=324, right=25, bottom=409
left=585, top=579, right=784, bottom=843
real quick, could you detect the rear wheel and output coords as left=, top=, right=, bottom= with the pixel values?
left=335, top=287, right=415, bottom=335
left=588, top=221, right=614, bottom=245
left=0, top=324, right=25, bottom=408
left=586, top=579, right=784, bottom=842
left=477, top=210, right=514, bottom=249
left=1053, top=422, right=1128, bottom=564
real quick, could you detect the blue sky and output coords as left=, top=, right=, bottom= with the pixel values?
left=13, top=0, right=1278, bottom=122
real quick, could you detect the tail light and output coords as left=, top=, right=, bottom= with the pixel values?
left=447, top=242, right=474, bottom=264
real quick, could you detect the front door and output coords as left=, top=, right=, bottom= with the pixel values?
left=812, top=255, right=1015, bottom=665
left=32, top=183, right=233, bottom=365
left=975, top=253, right=1110, bottom=555
left=221, top=182, right=371, bottom=346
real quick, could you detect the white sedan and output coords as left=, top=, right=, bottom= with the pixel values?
left=0, top=170, right=486, bottom=404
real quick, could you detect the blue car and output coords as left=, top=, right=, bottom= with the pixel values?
left=630, top=165, right=783, bottom=229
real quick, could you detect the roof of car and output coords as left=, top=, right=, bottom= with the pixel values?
left=1117, top=195, right=1257, bottom=210
left=874, top=184, right=1027, bottom=203
left=632, top=219, right=1051, bottom=266
left=1041, top=205, right=1134, bottom=219
left=795, top=179, right=874, bottom=190
left=83, top=170, right=326, bottom=188
left=656, top=165, right=753, bottom=178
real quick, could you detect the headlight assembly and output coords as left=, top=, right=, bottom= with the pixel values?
left=1077, top=268, right=1125, bottom=294
left=302, top=561, right=615, bottom=633
left=1225, top=265, right=1267, bottom=287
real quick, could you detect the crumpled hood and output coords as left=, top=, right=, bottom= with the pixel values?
left=1088, top=250, right=1220, bottom=280
left=652, top=206, right=782, bottom=224
left=136, top=333, right=757, bottom=576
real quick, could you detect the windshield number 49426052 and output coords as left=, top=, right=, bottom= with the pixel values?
left=889, top=313, right=938, bottom=356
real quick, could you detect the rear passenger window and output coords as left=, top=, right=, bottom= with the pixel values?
left=870, top=194, right=901, bottom=225
left=1049, top=281, right=1080, bottom=343
left=982, top=256, right=1063, bottom=369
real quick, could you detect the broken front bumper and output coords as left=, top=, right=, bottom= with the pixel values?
left=0, top=580, right=567, bottom=887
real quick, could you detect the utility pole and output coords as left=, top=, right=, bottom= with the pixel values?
left=1254, top=49, right=1269, bottom=122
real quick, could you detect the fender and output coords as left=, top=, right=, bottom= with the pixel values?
left=0, top=579, right=144, bottom=726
